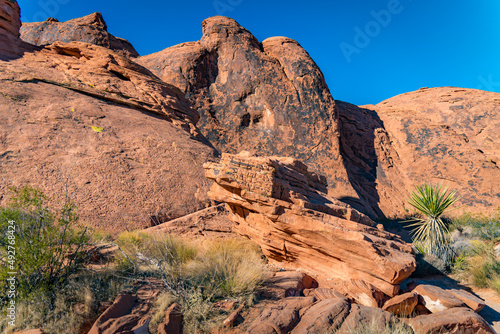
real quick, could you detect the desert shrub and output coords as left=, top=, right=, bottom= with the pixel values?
left=186, top=238, right=266, bottom=297
left=0, top=270, right=131, bottom=334
left=452, top=240, right=500, bottom=294
left=0, top=186, right=89, bottom=303
left=451, top=209, right=500, bottom=241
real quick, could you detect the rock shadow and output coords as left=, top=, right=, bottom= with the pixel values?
left=337, top=100, right=387, bottom=219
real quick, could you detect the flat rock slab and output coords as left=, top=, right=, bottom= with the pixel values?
left=336, top=304, right=406, bottom=334
left=407, top=307, right=496, bottom=334
left=303, top=288, right=346, bottom=301
left=449, top=288, right=486, bottom=312
left=262, top=271, right=318, bottom=299
left=414, top=284, right=466, bottom=313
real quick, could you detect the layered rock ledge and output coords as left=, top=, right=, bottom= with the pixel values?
left=204, top=152, right=416, bottom=306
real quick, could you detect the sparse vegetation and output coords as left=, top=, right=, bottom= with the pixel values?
left=332, top=318, right=414, bottom=334
left=115, top=231, right=267, bottom=333
left=0, top=187, right=267, bottom=333
left=452, top=239, right=500, bottom=295
left=0, top=186, right=90, bottom=302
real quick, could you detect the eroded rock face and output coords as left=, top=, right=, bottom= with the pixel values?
left=342, top=87, right=500, bottom=218
left=138, top=16, right=500, bottom=219
left=1, top=21, right=218, bottom=232
left=21, top=13, right=139, bottom=58
left=138, top=16, right=362, bottom=213
left=204, top=152, right=416, bottom=305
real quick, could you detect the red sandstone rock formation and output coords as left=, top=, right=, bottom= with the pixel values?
left=20, top=13, right=139, bottom=58
left=137, top=16, right=364, bottom=214
left=204, top=152, right=416, bottom=306
left=0, top=4, right=218, bottom=233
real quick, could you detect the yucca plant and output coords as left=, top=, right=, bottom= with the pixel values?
left=407, top=183, right=459, bottom=255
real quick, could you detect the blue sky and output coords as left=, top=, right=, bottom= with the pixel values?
left=18, top=0, right=500, bottom=105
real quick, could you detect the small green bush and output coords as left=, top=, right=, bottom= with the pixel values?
left=0, top=186, right=89, bottom=302
left=451, top=209, right=500, bottom=241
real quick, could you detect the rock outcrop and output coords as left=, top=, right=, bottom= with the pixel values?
left=138, top=16, right=364, bottom=214
left=338, top=87, right=500, bottom=217
left=204, top=152, right=416, bottom=305
left=0, top=0, right=37, bottom=60
left=139, top=16, right=500, bottom=219
left=21, top=13, right=139, bottom=58
left=0, top=7, right=218, bottom=233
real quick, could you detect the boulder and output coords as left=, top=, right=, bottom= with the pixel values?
left=407, top=307, right=496, bottom=334
left=222, top=301, right=246, bottom=328
left=262, top=271, right=318, bottom=299
left=382, top=292, right=419, bottom=316
left=157, top=302, right=183, bottom=334
left=413, top=285, right=466, bottom=313
left=448, top=289, right=486, bottom=312
left=205, top=152, right=416, bottom=305
left=246, top=297, right=316, bottom=334
left=88, top=281, right=161, bottom=334
left=336, top=304, right=406, bottom=334
left=20, top=13, right=139, bottom=58
left=291, top=298, right=351, bottom=334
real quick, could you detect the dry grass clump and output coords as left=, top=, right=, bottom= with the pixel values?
left=114, top=231, right=267, bottom=333
left=453, top=240, right=500, bottom=295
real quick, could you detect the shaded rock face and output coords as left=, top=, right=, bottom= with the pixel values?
left=0, top=0, right=36, bottom=60
left=0, top=21, right=218, bottom=233
left=204, top=152, right=416, bottom=305
left=0, top=0, right=20, bottom=39
left=20, top=13, right=139, bottom=58
left=137, top=16, right=362, bottom=213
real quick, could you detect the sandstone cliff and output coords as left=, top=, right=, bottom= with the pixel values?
left=0, top=2, right=217, bottom=233
left=139, top=16, right=500, bottom=218
left=137, top=16, right=365, bottom=213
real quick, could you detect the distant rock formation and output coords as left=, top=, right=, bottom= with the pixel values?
left=137, top=16, right=365, bottom=214
left=204, top=152, right=416, bottom=306
left=20, top=12, right=139, bottom=58
left=139, top=17, right=500, bottom=219
left=339, top=87, right=500, bottom=217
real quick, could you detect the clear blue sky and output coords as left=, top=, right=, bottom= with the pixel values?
left=18, top=0, right=500, bottom=105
